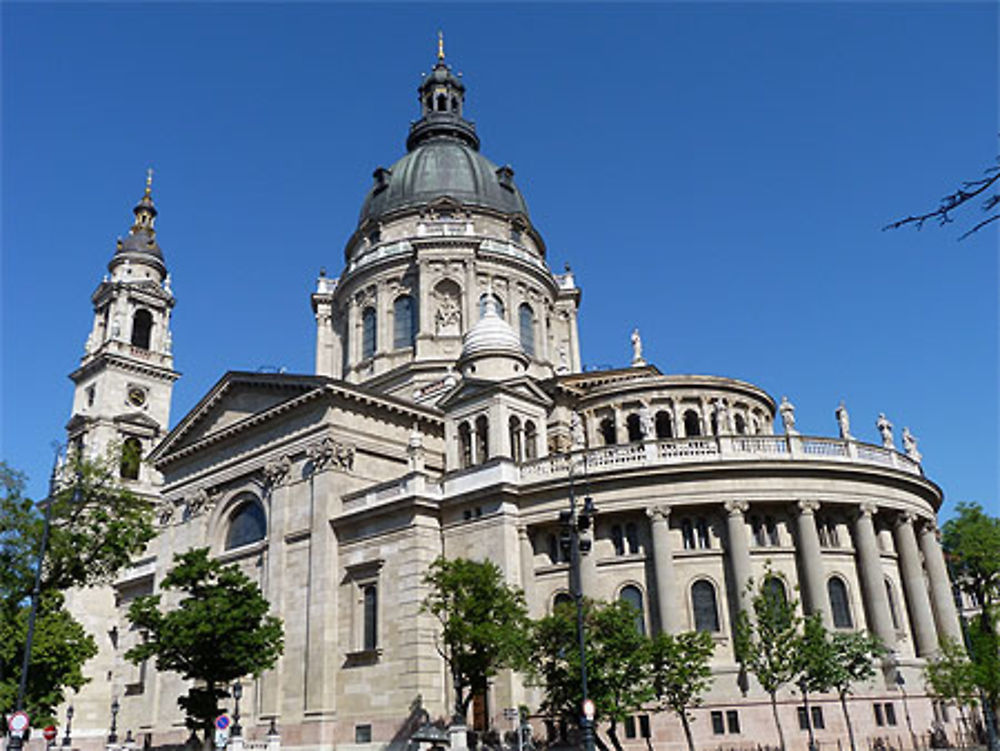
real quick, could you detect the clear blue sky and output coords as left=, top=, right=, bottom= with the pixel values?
left=2, top=3, right=997, bottom=518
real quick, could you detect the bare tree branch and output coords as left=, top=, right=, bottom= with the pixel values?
left=884, top=160, right=1000, bottom=240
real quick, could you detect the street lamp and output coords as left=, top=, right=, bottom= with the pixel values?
left=894, top=670, right=918, bottom=751
left=62, top=705, right=74, bottom=747
left=109, top=697, right=120, bottom=744
left=561, top=458, right=596, bottom=751
left=232, top=681, right=243, bottom=737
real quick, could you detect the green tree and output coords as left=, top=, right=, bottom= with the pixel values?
left=529, top=598, right=652, bottom=751
left=942, top=502, right=1000, bottom=739
left=126, top=548, right=284, bottom=744
left=647, top=629, right=715, bottom=751
left=420, top=557, right=530, bottom=727
left=0, top=455, right=153, bottom=720
left=925, top=637, right=980, bottom=736
left=734, top=571, right=802, bottom=751
left=799, top=619, right=884, bottom=751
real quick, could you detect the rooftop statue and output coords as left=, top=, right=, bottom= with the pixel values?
left=630, top=328, right=645, bottom=367
left=836, top=400, right=853, bottom=440
left=876, top=413, right=895, bottom=450
left=779, top=396, right=798, bottom=435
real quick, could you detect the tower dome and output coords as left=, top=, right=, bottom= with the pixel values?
left=357, top=39, right=530, bottom=231
left=110, top=169, right=166, bottom=278
left=458, top=294, right=528, bottom=379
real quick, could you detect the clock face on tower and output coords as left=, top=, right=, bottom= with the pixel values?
left=128, top=387, right=147, bottom=408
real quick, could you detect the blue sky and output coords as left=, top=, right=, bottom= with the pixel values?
left=2, top=3, right=997, bottom=517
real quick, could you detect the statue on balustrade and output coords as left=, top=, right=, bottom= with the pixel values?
left=876, top=413, right=895, bottom=449
left=779, top=396, right=799, bottom=435
left=630, top=328, right=645, bottom=366
left=902, top=427, right=922, bottom=463
left=836, top=400, right=853, bottom=440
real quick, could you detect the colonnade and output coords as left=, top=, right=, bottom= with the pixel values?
left=531, top=500, right=963, bottom=656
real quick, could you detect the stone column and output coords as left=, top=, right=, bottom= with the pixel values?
left=518, top=525, right=536, bottom=613
left=918, top=521, right=964, bottom=644
left=894, top=512, right=939, bottom=656
left=647, top=505, right=681, bottom=633
left=613, top=405, right=627, bottom=445
left=795, top=500, right=832, bottom=628
left=724, top=500, right=753, bottom=612
left=853, top=503, right=896, bottom=649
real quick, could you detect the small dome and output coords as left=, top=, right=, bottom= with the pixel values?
left=461, top=296, right=523, bottom=360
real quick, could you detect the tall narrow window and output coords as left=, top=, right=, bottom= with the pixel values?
left=509, top=417, right=522, bottom=462
left=681, top=519, right=695, bottom=550
left=692, top=580, right=720, bottom=632
left=619, top=585, right=645, bottom=635
left=519, top=303, right=535, bottom=356
left=696, top=518, right=711, bottom=549
left=765, top=576, right=788, bottom=606
left=765, top=516, right=780, bottom=546
left=625, top=522, right=639, bottom=554
left=120, top=437, right=142, bottom=480
left=363, top=584, right=378, bottom=651
left=655, top=411, right=673, bottom=439
left=362, top=307, right=377, bottom=359
left=828, top=577, right=853, bottom=628
left=734, top=413, right=747, bottom=434
left=600, top=417, right=616, bottom=445
left=524, top=421, right=538, bottom=460
left=475, top=415, right=489, bottom=463
left=683, top=410, right=701, bottom=437
left=226, top=499, right=267, bottom=550
left=393, top=295, right=416, bottom=349
left=131, top=309, right=153, bottom=349
left=459, top=422, right=473, bottom=469
left=626, top=414, right=642, bottom=442
left=611, top=524, right=625, bottom=556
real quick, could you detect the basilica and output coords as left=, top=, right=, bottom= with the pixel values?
left=62, top=45, right=965, bottom=751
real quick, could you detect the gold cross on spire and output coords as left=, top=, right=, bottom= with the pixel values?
left=145, top=167, right=154, bottom=197
left=437, top=30, right=445, bottom=62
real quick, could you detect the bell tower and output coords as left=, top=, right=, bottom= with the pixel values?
left=67, top=170, right=179, bottom=493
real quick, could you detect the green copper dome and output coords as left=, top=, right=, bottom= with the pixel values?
left=358, top=55, right=530, bottom=227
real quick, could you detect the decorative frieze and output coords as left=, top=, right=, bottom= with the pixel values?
left=306, top=436, right=355, bottom=473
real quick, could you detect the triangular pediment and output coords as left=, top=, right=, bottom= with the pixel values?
left=150, top=371, right=328, bottom=462
left=114, top=411, right=163, bottom=431
left=437, top=375, right=552, bottom=412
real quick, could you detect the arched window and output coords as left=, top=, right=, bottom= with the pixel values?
left=524, top=421, right=538, bottom=460
left=361, top=307, right=377, bottom=359
left=475, top=415, right=489, bottom=463
left=885, top=579, right=901, bottom=630
left=509, top=417, right=523, bottom=461
left=626, top=414, right=642, bottom=442
left=691, top=580, right=720, bottom=633
left=120, top=437, right=142, bottom=480
left=764, top=576, right=788, bottom=607
left=710, top=412, right=719, bottom=436
left=436, top=93, right=447, bottom=112
left=625, top=522, right=639, bottom=554
left=478, top=293, right=505, bottom=319
left=696, top=518, right=711, bottom=549
left=600, top=417, right=616, bottom=446
left=519, top=303, right=535, bottom=356
left=225, top=499, right=267, bottom=550
left=734, top=413, right=747, bottom=434
left=765, top=516, right=780, bottom=546
left=619, top=585, right=645, bottom=635
left=393, top=295, right=416, bottom=349
left=459, top=422, right=473, bottom=468
left=553, top=592, right=573, bottom=612
left=131, top=309, right=153, bottom=349
left=828, top=577, right=853, bottom=628
left=683, top=410, right=701, bottom=437
left=655, top=411, right=673, bottom=439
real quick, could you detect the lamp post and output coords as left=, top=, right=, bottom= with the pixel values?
left=62, top=706, right=74, bottom=747
left=894, top=667, right=917, bottom=751
left=561, top=457, right=596, bottom=751
left=232, top=682, right=243, bottom=737
left=109, top=698, right=120, bottom=745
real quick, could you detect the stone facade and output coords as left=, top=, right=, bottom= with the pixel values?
left=61, top=52, right=967, bottom=751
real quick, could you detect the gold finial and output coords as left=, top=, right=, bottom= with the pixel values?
left=145, top=167, right=154, bottom=197
left=437, top=30, right=445, bottom=62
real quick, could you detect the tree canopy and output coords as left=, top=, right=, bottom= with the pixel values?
left=126, top=547, right=284, bottom=740
left=648, top=629, right=715, bottom=751
left=421, top=557, right=530, bottom=724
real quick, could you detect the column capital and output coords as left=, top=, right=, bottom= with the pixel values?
left=646, top=505, right=671, bottom=523
left=516, top=523, right=530, bottom=539
left=797, top=499, right=821, bottom=515
left=724, top=499, right=749, bottom=517
left=893, top=511, right=919, bottom=529
left=857, top=502, right=878, bottom=519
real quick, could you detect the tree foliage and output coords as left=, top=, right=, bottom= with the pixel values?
left=884, top=158, right=1000, bottom=240
left=126, top=548, right=284, bottom=740
left=529, top=598, right=658, bottom=751
left=648, top=629, right=715, bottom=751
left=925, top=638, right=980, bottom=708
left=0, top=454, right=152, bottom=721
left=420, top=557, right=530, bottom=724
left=734, top=571, right=802, bottom=751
